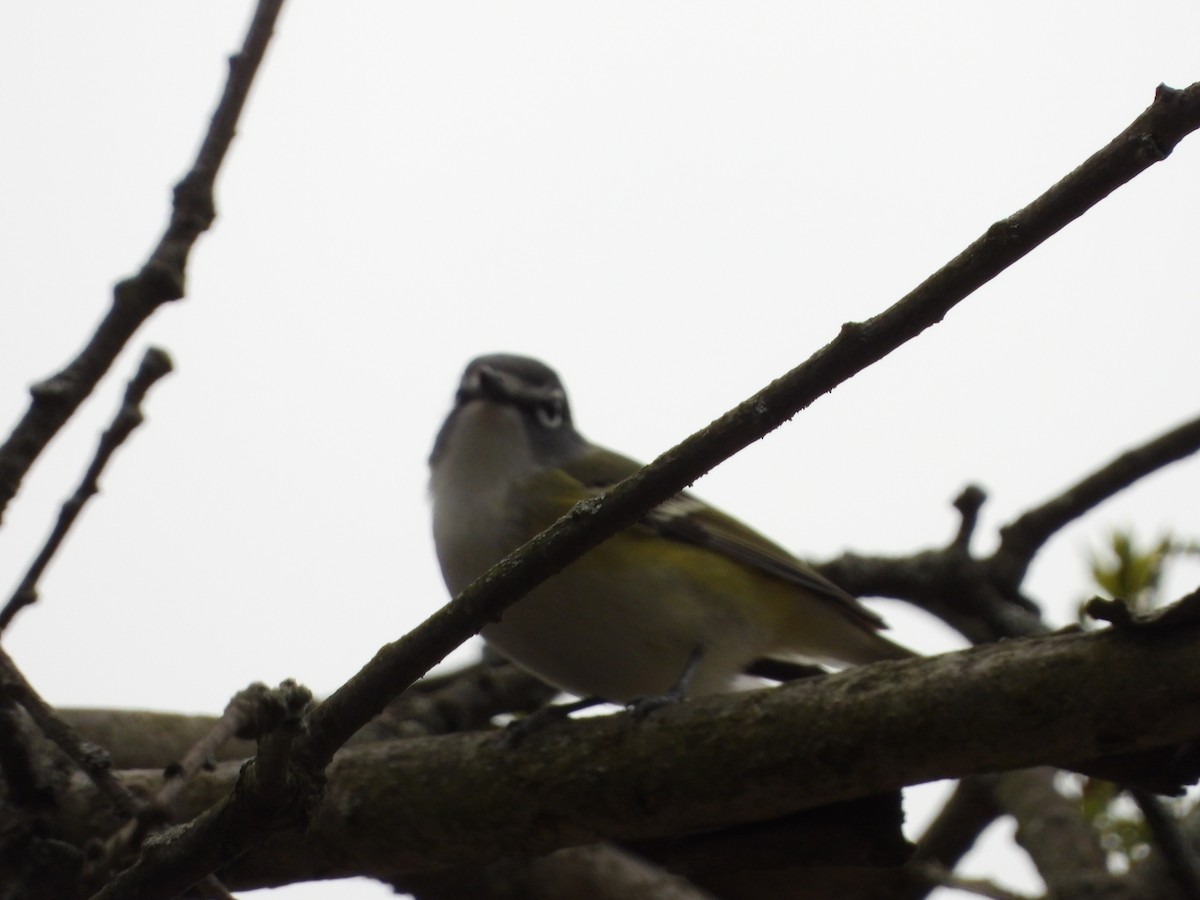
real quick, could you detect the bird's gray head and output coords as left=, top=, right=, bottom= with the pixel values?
left=430, top=354, right=589, bottom=467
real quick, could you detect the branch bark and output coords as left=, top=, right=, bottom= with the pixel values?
left=59, top=621, right=1200, bottom=890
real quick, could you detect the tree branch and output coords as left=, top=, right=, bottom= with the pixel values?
left=993, top=768, right=1137, bottom=900
left=61, top=621, right=1200, bottom=890
left=0, top=348, right=173, bottom=633
left=822, top=410, right=1200, bottom=645
left=1127, top=789, right=1200, bottom=899
left=54, top=657, right=549, bottom=771
left=993, top=411, right=1200, bottom=586
left=909, top=862, right=1037, bottom=900
left=893, top=775, right=1004, bottom=900
left=0, top=648, right=141, bottom=821
left=0, top=0, right=284, bottom=525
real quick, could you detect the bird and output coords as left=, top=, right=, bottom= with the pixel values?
left=429, top=353, right=913, bottom=706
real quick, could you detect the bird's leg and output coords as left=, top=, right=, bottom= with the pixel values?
left=743, top=657, right=824, bottom=683
left=627, top=646, right=704, bottom=720
left=503, top=695, right=606, bottom=746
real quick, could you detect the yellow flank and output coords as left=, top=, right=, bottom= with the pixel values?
left=518, top=465, right=809, bottom=642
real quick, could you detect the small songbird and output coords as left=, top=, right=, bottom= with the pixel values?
left=429, top=354, right=912, bottom=705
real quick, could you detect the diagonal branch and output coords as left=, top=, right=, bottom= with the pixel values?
left=1128, top=788, right=1200, bottom=899
left=0, top=348, right=174, bottom=819
left=0, top=0, right=284, bottom=525
left=992, top=411, right=1200, bottom=586
left=0, top=647, right=142, bottom=821
left=0, top=348, right=174, bottom=633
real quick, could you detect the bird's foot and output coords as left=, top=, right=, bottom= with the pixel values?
left=625, top=687, right=685, bottom=721
left=502, top=696, right=604, bottom=746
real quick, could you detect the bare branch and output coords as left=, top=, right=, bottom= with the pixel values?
left=87, top=680, right=312, bottom=900
left=823, top=413, right=1200, bottom=643
left=84, top=683, right=306, bottom=889
left=0, top=647, right=141, bottom=821
left=0, top=348, right=173, bottom=634
left=0, top=698, right=57, bottom=811
left=1128, top=789, right=1200, bottom=899
left=895, top=775, right=1004, bottom=900
left=993, top=412, right=1200, bottom=586
left=0, top=0, right=284, bottom=524
left=53, top=658, right=551, bottom=773
left=59, top=622, right=1200, bottom=889
left=993, top=768, right=1137, bottom=900
left=525, top=844, right=719, bottom=900
left=910, top=862, right=1037, bottom=900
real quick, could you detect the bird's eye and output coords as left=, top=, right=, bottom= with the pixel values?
left=535, top=397, right=564, bottom=429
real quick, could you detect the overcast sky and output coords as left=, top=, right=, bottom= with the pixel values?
left=2, top=3, right=1199, bottom=898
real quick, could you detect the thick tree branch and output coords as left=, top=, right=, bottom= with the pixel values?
left=0, top=0, right=283, bottom=525
left=825, top=416, right=1200, bottom=892
left=994, top=768, right=1137, bottom=900
left=0, top=648, right=141, bottom=821
left=55, top=657, right=548, bottom=771
left=87, top=681, right=313, bottom=900
left=60, top=621, right=1200, bottom=890
left=511, top=844, right=719, bottom=900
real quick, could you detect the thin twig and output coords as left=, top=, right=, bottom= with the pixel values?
left=992, top=411, right=1200, bottom=586
left=92, top=81, right=1200, bottom=900
left=951, top=484, right=988, bottom=553
left=0, top=348, right=173, bottom=634
left=0, top=0, right=282, bottom=525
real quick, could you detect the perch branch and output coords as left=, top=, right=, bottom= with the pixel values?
left=63, top=622, right=1200, bottom=890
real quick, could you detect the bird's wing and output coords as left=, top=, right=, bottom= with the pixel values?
left=546, top=447, right=887, bottom=632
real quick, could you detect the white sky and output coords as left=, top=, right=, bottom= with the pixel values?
left=2, top=3, right=1199, bottom=898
